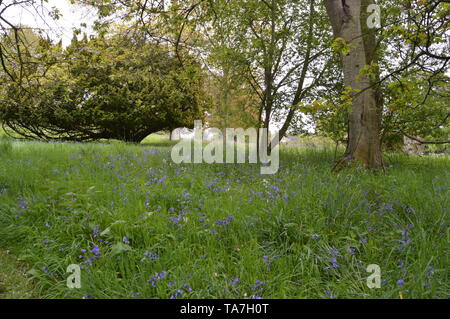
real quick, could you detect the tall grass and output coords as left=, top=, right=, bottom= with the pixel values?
left=0, top=140, right=448, bottom=298
left=0, top=136, right=13, bottom=155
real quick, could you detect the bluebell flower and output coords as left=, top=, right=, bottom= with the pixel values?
left=252, top=280, right=266, bottom=291
left=148, top=271, right=167, bottom=287
left=91, top=245, right=100, bottom=257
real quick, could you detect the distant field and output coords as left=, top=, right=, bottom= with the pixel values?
left=0, top=138, right=448, bottom=298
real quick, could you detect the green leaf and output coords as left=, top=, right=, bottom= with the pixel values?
left=100, top=228, right=111, bottom=236
left=110, top=243, right=131, bottom=256
left=26, top=269, right=41, bottom=278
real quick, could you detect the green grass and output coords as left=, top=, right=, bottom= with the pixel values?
left=0, top=137, right=448, bottom=299
left=0, top=250, right=36, bottom=299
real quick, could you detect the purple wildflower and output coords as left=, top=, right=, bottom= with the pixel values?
left=148, top=271, right=167, bottom=287
left=252, top=280, right=266, bottom=292
left=263, top=256, right=272, bottom=271
left=91, top=245, right=100, bottom=257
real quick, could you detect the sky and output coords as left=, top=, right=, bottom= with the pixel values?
left=3, top=0, right=97, bottom=47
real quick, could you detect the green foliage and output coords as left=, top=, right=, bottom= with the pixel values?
left=311, top=1, right=449, bottom=150
left=383, top=73, right=449, bottom=141
left=331, top=37, right=353, bottom=55
left=0, top=29, right=209, bottom=142
left=0, top=141, right=448, bottom=298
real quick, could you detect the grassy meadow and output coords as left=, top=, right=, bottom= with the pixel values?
left=0, top=136, right=448, bottom=299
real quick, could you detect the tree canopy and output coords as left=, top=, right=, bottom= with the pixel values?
left=0, top=29, right=209, bottom=142
left=0, top=0, right=448, bottom=163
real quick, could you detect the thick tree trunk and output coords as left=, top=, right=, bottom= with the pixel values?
left=324, top=0, right=383, bottom=170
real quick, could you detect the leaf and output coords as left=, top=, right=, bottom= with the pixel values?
left=100, top=227, right=111, bottom=236
left=110, top=220, right=126, bottom=226
left=26, top=269, right=41, bottom=278
left=110, top=243, right=131, bottom=256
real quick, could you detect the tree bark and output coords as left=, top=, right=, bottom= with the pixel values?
left=324, top=0, right=383, bottom=170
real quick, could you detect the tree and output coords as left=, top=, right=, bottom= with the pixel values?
left=324, top=0, right=383, bottom=170
left=377, top=0, right=449, bottom=147
left=0, top=29, right=209, bottom=143
left=76, top=0, right=338, bottom=152
left=383, top=72, right=450, bottom=148
left=0, top=0, right=61, bottom=83
left=194, top=0, right=339, bottom=153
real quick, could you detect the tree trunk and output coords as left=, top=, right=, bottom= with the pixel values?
left=324, top=0, right=383, bottom=170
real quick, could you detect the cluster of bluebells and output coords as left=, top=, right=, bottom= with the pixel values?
left=227, top=277, right=239, bottom=287
left=169, top=207, right=188, bottom=227
left=325, top=289, right=336, bottom=299
left=325, top=248, right=340, bottom=270
left=141, top=251, right=159, bottom=264
left=207, top=180, right=229, bottom=194
left=91, top=226, right=109, bottom=244
left=178, top=191, right=194, bottom=208
left=263, top=256, right=278, bottom=271
left=146, top=175, right=167, bottom=186
left=170, top=284, right=193, bottom=299
left=309, top=234, right=320, bottom=240
left=79, top=245, right=102, bottom=265
left=267, top=184, right=283, bottom=201
left=399, top=225, right=413, bottom=250
left=211, top=216, right=235, bottom=233
left=423, top=265, right=434, bottom=289
left=148, top=271, right=166, bottom=287
left=369, top=199, right=396, bottom=217
left=92, top=226, right=101, bottom=239
left=348, top=247, right=355, bottom=255
left=43, top=238, right=53, bottom=248
left=247, top=190, right=264, bottom=203
left=251, top=280, right=266, bottom=299
left=358, top=234, right=367, bottom=244
left=41, top=266, right=58, bottom=279
left=169, top=215, right=182, bottom=225
left=15, top=197, right=29, bottom=218
left=0, top=183, right=8, bottom=195
left=215, top=216, right=235, bottom=227
left=181, top=191, right=191, bottom=201
left=143, top=149, right=159, bottom=156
